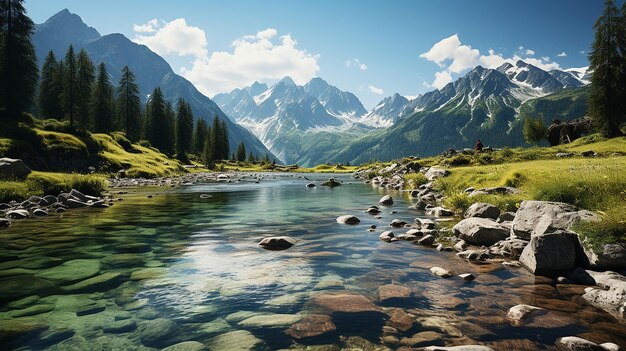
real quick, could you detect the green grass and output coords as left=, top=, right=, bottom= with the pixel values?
left=0, top=171, right=106, bottom=203
left=404, top=173, right=429, bottom=189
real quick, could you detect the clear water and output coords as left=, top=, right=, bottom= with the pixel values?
left=0, top=173, right=624, bottom=350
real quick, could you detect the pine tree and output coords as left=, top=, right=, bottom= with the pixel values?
left=90, top=62, right=114, bottom=133
left=261, top=153, right=270, bottom=164
left=236, top=142, right=246, bottom=162
left=588, top=0, right=625, bottom=137
left=192, top=118, right=208, bottom=155
left=144, top=87, right=164, bottom=147
left=0, top=0, right=38, bottom=119
left=162, top=101, right=175, bottom=154
left=60, top=45, right=78, bottom=126
left=175, top=98, right=194, bottom=161
left=220, top=120, right=229, bottom=160
left=38, top=50, right=62, bottom=119
left=76, top=49, right=95, bottom=129
left=203, top=125, right=214, bottom=167
left=248, top=152, right=256, bottom=163
left=115, top=66, right=141, bottom=141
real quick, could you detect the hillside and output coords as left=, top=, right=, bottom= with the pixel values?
left=32, top=9, right=274, bottom=159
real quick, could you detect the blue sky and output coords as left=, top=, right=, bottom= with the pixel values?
left=26, top=0, right=609, bottom=109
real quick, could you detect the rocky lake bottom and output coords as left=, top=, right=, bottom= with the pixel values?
left=0, top=172, right=625, bottom=350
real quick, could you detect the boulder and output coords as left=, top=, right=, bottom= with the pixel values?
left=336, top=215, right=360, bottom=225
left=322, top=178, right=341, bottom=187
left=489, top=238, right=529, bottom=259
left=418, top=235, right=435, bottom=246
left=208, top=330, right=263, bottom=351
left=452, top=218, right=510, bottom=246
left=497, top=211, right=516, bottom=223
left=379, top=195, right=394, bottom=205
left=519, top=231, right=580, bottom=275
left=390, top=219, right=406, bottom=227
left=511, top=200, right=596, bottom=239
left=258, top=236, right=295, bottom=251
left=6, top=209, right=29, bottom=219
left=379, top=231, right=395, bottom=242
left=0, top=158, right=31, bottom=179
left=581, top=270, right=626, bottom=319
left=387, top=308, right=414, bottom=331
left=458, top=273, right=475, bottom=281
left=582, top=242, right=626, bottom=270
left=464, top=203, right=501, bottom=220
left=161, top=341, right=207, bottom=351
left=425, top=207, right=455, bottom=217
left=139, top=318, right=176, bottom=347
left=457, top=249, right=491, bottom=261
left=424, top=167, right=450, bottom=181
left=416, top=218, right=436, bottom=229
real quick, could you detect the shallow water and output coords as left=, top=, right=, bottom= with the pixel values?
left=0, top=172, right=625, bottom=350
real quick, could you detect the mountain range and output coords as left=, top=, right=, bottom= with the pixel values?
left=33, top=9, right=591, bottom=166
left=32, top=9, right=273, bottom=159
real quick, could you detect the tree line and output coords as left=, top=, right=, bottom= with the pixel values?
left=0, top=0, right=240, bottom=167
left=524, top=0, right=626, bottom=144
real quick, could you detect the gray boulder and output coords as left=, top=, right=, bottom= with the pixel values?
left=6, top=209, right=29, bottom=219
left=259, top=236, right=296, bottom=250
left=424, top=167, right=450, bottom=181
left=379, top=195, right=393, bottom=205
left=418, top=234, right=435, bottom=246
left=379, top=231, right=395, bottom=242
left=556, top=336, right=615, bottom=351
left=452, top=217, right=510, bottom=246
left=464, top=203, right=500, bottom=220
left=519, top=231, right=580, bottom=274
left=425, top=206, right=455, bottom=217
left=511, top=200, right=597, bottom=239
left=423, top=347, right=495, bottom=351
left=489, top=238, right=529, bottom=259
left=497, top=211, right=516, bottom=223
left=336, top=215, right=360, bottom=225
left=581, top=270, right=626, bottom=320
left=0, top=158, right=31, bottom=179
left=581, top=242, right=626, bottom=270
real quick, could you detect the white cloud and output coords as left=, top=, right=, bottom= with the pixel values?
left=557, top=51, right=567, bottom=57
left=133, top=18, right=208, bottom=59
left=431, top=71, right=453, bottom=89
left=345, top=58, right=368, bottom=71
left=368, top=84, right=384, bottom=95
left=420, top=35, right=565, bottom=90
left=180, top=28, right=320, bottom=96
left=133, top=19, right=159, bottom=33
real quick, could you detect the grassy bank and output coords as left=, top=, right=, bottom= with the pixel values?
left=0, top=171, right=106, bottom=203
left=387, top=135, right=626, bottom=246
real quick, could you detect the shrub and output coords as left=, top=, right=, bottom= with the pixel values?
left=446, top=155, right=472, bottom=166
left=138, top=140, right=152, bottom=148
left=574, top=209, right=626, bottom=249
left=443, top=191, right=472, bottom=212
left=404, top=173, right=429, bottom=189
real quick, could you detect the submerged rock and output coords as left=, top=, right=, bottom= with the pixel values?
left=208, top=330, right=263, bottom=351
left=139, top=318, right=176, bottom=347
left=285, top=314, right=336, bottom=339
left=378, top=284, right=411, bottom=302
left=388, top=308, right=414, bottom=331
left=506, top=304, right=544, bottom=325
left=310, top=292, right=382, bottom=314
left=258, top=236, right=296, bottom=250
left=161, top=341, right=206, bottom=351
left=237, top=313, right=302, bottom=328
left=581, top=270, right=626, bottom=320
left=35, top=259, right=101, bottom=285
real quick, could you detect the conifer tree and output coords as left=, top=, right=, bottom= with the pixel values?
left=588, top=0, right=625, bottom=137
left=90, top=62, right=114, bottom=133
left=38, top=50, right=62, bottom=119
left=0, top=0, right=38, bottom=119
left=236, top=142, right=246, bottom=162
left=61, top=45, right=78, bottom=126
left=175, top=98, right=194, bottom=161
left=116, top=66, right=141, bottom=141
left=203, top=125, right=214, bottom=167
left=220, top=120, right=229, bottom=160
left=144, top=87, right=164, bottom=148
left=248, top=152, right=256, bottom=163
left=162, top=101, right=175, bottom=154
left=192, top=119, right=208, bottom=155
left=76, top=49, right=95, bottom=129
